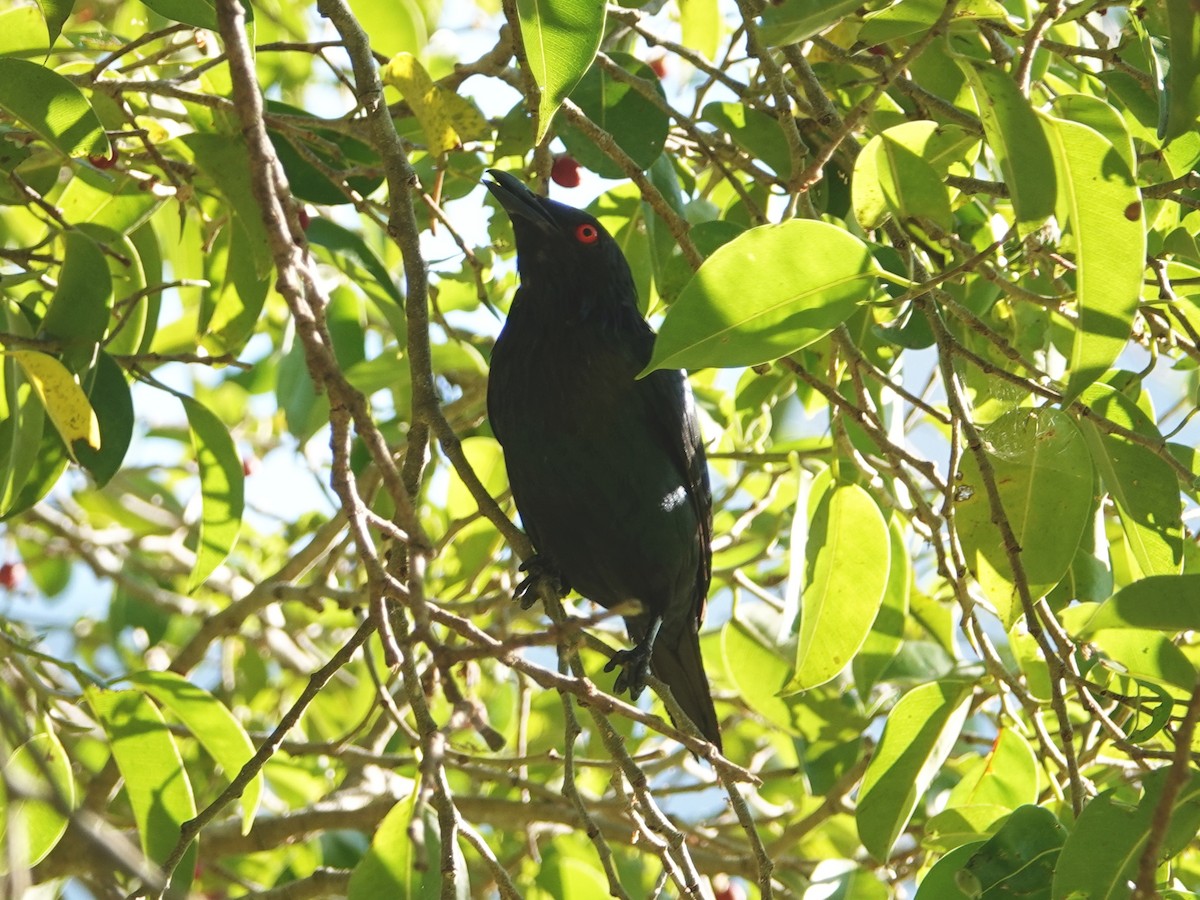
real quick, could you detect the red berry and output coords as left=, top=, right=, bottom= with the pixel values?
left=88, top=147, right=119, bottom=169
left=551, top=155, right=581, bottom=188
left=868, top=44, right=888, bottom=56
left=711, top=877, right=745, bottom=900
left=649, top=57, right=667, bottom=79
left=0, top=561, right=26, bottom=590
left=297, top=207, right=311, bottom=231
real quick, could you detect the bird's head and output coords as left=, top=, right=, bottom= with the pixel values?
left=484, top=168, right=637, bottom=317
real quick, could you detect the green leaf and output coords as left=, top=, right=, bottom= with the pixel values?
left=1049, top=94, right=1137, bottom=174
left=348, top=795, right=447, bottom=900
left=784, top=482, right=890, bottom=692
left=85, top=687, right=197, bottom=898
left=1053, top=769, right=1200, bottom=898
left=721, top=618, right=802, bottom=734
left=680, top=0, right=720, bottom=61
left=757, top=0, right=861, bottom=47
left=1078, top=573, right=1200, bottom=635
left=853, top=131, right=953, bottom=229
left=204, top=219, right=270, bottom=355
left=74, top=352, right=133, bottom=487
left=140, top=0, right=218, bottom=29
left=0, top=58, right=109, bottom=159
left=957, top=60, right=1056, bottom=230
left=958, top=804, right=1066, bottom=899
left=945, top=728, right=1039, bottom=812
left=516, top=0, right=605, bottom=143
left=857, top=679, right=973, bottom=860
left=57, top=168, right=163, bottom=237
left=1157, top=0, right=1200, bottom=142
left=645, top=220, right=877, bottom=372
left=1042, top=116, right=1145, bottom=401
left=1079, top=384, right=1183, bottom=578
left=125, top=670, right=261, bottom=834
left=861, top=0, right=1007, bottom=45
left=3, top=729, right=75, bottom=867
left=701, top=102, right=794, bottom=179
left=179, top=132, right=272, bottom=278
left=35, top=0, right=73, bottom=46
left=558, top=53, right=668, bottom=179
left=181, top=396, right=244, bottom=591
left=42, top=231, right=113, bottom=371
left=915, top=842, right=981, bottom=899
left=266, top=101, right=383, bottom=205
left=852, top=518, right=911, bottom=696
left=307, top=217, right=404, bottom=307
left=953, top=408, right=1094, bottom=626
left=347, top=0, right=424, bottom=58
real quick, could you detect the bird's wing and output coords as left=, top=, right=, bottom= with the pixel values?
left=635, top=353, right=714, bottom=626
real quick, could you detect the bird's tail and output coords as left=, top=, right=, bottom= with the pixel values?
left=651, top=630, right=723, bottom=753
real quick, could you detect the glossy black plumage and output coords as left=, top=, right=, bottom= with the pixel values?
left=484, top=169, right=721, bottom=751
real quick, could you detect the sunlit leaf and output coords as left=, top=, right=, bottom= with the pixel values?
left=645, top=220, right=878, bottom=372
left=1077, top=573, right=1200, bottom=634
left=953, top=408, right=1094, bottom=626
left=1043, top=116, right=1145, bottom=401
left=11, top=350, right=101, bottom=461
left=758, top=0, right=861, bottom=47
left=1079, top=383, right=1183, bottom=577
left=0, top=58, right=109, bottom=159
left=181, top=395, right=244, bottom=591
left=515, top=0, right=605, bottom=143
left=85, top=687, right=198, bottom=898
left=784, top=482, right=890, bottom=692
left=3, top=730, right=75, bottom=867
left=857, top=680, right=973, bottom=860
left=125, top=670, right=262, bottom=834
left=958, top=60, right=1056, bottom=230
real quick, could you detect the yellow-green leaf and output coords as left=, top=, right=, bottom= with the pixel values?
left=85, top=687, right=197, bottom=897
left=1043, top=116, right=1145, bottom=402
left=857, top=679, right=973, bottom=860
left=11, top=350, right=101, bottom=460
left=383, top=53, right=463, bottom=156
left=181, top=396, right=244, bottom=591
left=0, top=58, right=109, bottom=159
left=125, top=670, right=261, bottom=835
left=784, top=482, right=891, bottom=692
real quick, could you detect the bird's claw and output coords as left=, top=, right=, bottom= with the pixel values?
left=513, top=554, right=568, bottom=610
left=605, top=645, right=652, bottom=701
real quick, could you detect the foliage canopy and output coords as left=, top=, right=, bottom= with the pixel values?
left=3, top=0, right=1200, bottom=897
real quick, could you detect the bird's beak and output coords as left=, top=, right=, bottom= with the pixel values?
left=484, top=168, right=557, bottom=233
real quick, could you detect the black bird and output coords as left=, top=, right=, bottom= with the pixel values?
left=484, top=169, right=721, bottom=751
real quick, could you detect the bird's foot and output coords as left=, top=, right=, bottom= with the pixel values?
left=604, top=643, right=653, bottom=701
left=513, top=554, right=568, bottom=610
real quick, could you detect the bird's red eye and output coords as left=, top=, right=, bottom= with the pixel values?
left=575, top=223, right=600, bottom=244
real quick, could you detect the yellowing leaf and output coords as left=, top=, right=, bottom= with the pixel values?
left=12, top=350, right=101, bottom=459
left=383, top=52, right=471, bottom=156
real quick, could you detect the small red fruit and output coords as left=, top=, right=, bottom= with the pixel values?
left=649, top=56, right=667, bottom=79
left=711, top=876, right=745, bottom=900
left=0, top=561, right=26, bottom=590
left=297, top=207, right=311, bottom=231
left=551, top=155, right=582, bottom=188
left=89, top=147, right=119, bottom=169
